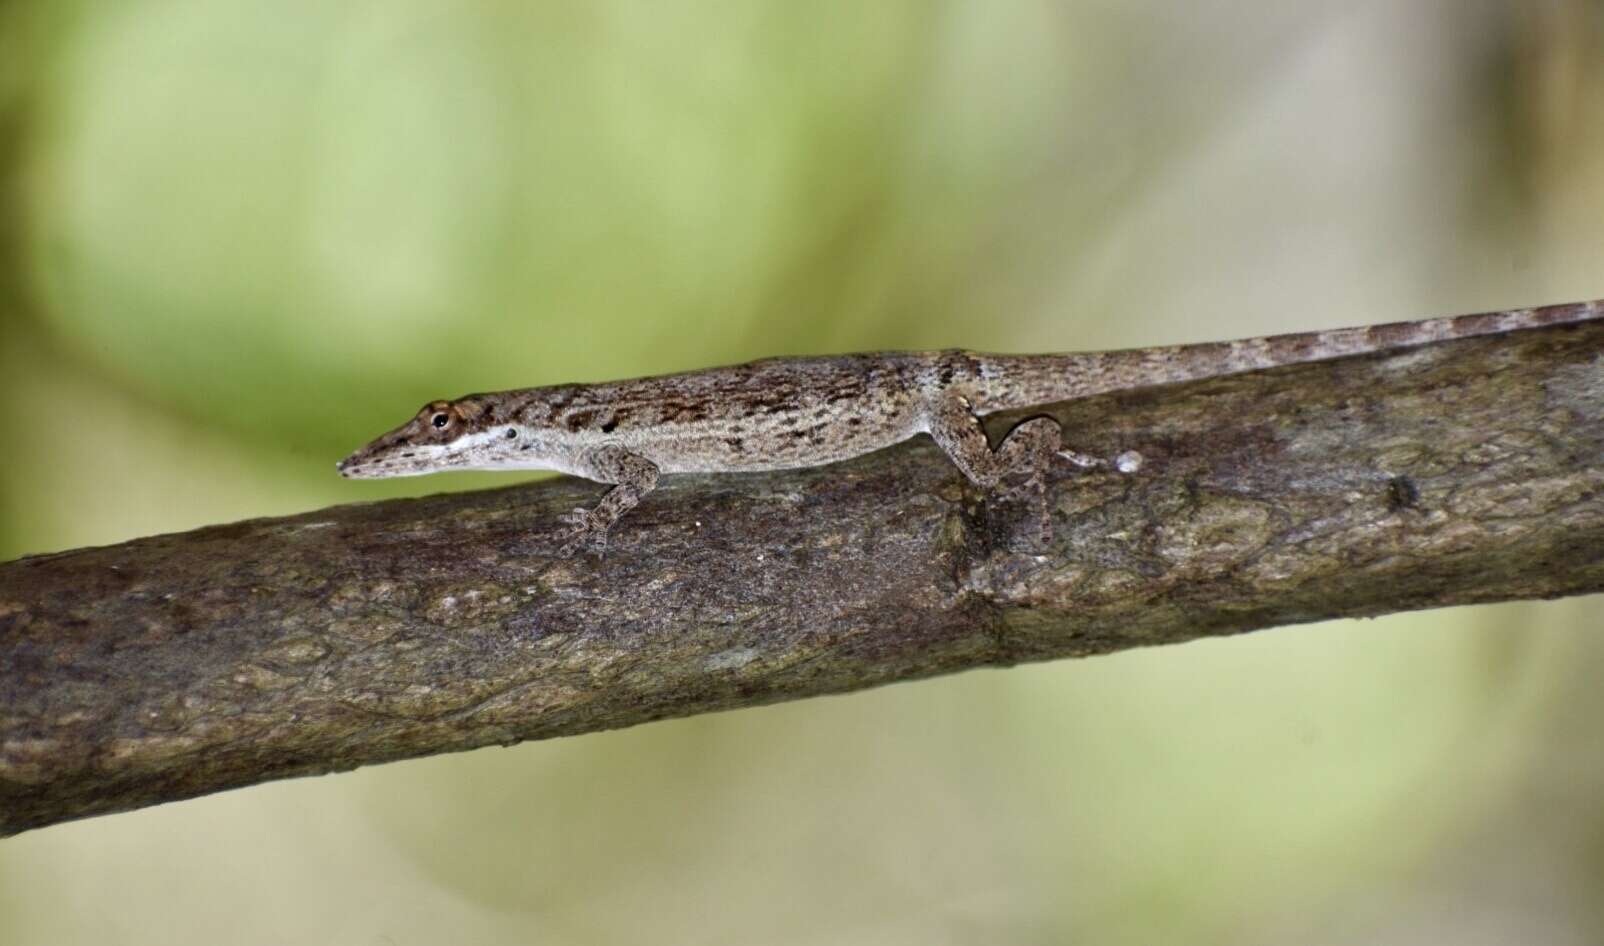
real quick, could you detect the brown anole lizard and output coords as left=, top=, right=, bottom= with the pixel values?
left=339, top=298, right=1601, bottom=556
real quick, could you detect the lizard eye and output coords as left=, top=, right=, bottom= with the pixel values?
left=431, top=413, right=450, bottom=429
left=504, top=428, right=518, bottom=440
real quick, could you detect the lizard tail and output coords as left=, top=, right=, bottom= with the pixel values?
left=968, top=297, right=1602, bottom=414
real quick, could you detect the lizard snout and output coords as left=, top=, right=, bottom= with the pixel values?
left=336, top=452, right=372, bottom=478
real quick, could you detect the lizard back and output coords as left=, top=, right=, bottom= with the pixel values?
left=503, top=353, right=936, bottom=474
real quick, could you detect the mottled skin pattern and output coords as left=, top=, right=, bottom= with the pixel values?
left=340, top=299, right=1602, bottom=555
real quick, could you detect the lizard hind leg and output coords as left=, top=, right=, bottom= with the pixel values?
left=925, top=394, right=1067, bottom=546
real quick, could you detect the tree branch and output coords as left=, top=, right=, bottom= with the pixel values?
left=3, top=320, right=1603, bottom=835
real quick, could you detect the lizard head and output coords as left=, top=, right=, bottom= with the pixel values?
left=337, top=397, right=510, bottom=478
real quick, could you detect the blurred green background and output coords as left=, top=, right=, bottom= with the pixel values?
left=3, top=1, right=1603, bottom=943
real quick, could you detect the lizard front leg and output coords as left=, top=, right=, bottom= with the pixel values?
left=925, top=393, right=1079, bottom=545
left=556, top=446, right=660, bottom=557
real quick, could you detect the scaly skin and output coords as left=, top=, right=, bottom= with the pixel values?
left=339, top=298, right=1602, bottom=555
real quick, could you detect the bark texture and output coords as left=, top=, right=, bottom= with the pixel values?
left=3, top=321, right=1602, bottom=836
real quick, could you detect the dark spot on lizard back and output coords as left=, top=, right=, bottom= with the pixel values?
left=726, top=437, right=744, bottom=451
left=1366, top=322, right=1420, bottom=346
left=1450, top=312, right=1503, bottom=336
left=826, top=381, right=864, bottom=404
left=1268, top=334, right=1321, bottom=360
left=601, top=419, right=617, bottom=433
left=565, top=409, right=596, bottom=432
left=1533, top=301, right=1586, bottom=324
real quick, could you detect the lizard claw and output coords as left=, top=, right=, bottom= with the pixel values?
left=1055, top=447, right=1104, bottom=469
left=1054, top=447, right=1143, bottom=474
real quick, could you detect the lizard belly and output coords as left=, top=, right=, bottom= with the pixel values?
left=640, top=411, right=924, bottom=474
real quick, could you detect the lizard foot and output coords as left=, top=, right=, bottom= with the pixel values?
left=555, top=507, right=610, bottom=559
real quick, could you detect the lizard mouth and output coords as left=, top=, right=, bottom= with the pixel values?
left=335, top=453, right=382, bottom=479
left=337, top=445, right=459, bottom=479
left=335, top=448, right=414, bottom=479
left=336, top=456, right=428, bottom=479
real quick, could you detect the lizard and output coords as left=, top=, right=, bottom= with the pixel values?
left=338, top=298, right=1602, bottom=556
